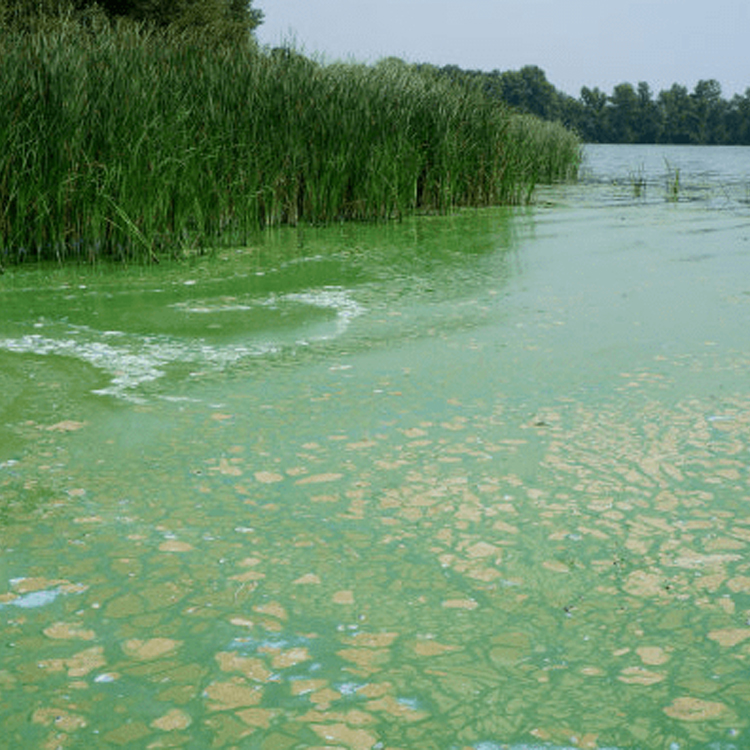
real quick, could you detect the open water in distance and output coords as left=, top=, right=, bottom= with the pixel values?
left=1, top=144, right=750, bottom=749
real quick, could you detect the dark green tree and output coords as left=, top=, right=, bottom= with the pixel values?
left=578, top=86, right=609, bottom=141
left=658, top=84, right=693, bottom=143
left=0, top=0, right=263, bottom=38
left=635, top=82, right=661, bottom=142
left=101, top=0, right=262, bottom=32
left=556, top=93, right=586, bottom=134
left=479, top=69, right=505, bottom=101
left=691, top=79, right=725, bottom=144
left=725, top=90, right=750, bottom=144
left=609, top=83, right=639, bottom=142
left=499, top=65, right=559, bottom=119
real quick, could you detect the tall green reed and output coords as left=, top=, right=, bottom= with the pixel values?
left=664, top=159, right=681, bottom=202
left=0, top=22, right=581, bottom=264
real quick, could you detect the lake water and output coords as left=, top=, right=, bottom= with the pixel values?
left=1, top=144, right=750, bottom=749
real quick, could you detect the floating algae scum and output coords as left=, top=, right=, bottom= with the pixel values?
left=2, top=144, right=750, bottom=748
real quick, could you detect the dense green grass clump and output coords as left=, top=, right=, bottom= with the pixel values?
left=507, top=115, right=583, bottom=186
left=0, top=22, right=581, bottom=263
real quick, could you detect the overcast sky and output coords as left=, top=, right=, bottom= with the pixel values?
left=256, top=0, right=749, bottom=99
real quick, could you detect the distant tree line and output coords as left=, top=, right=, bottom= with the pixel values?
left=418, top=63, right=750, bottom=145
left=0, top=0, right=263, bottom=41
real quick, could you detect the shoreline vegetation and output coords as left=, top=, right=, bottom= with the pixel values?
left=0, top=19, right=581, bottom=266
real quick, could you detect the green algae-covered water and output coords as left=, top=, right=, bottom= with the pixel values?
left=1, top=144, right=750, bottom=749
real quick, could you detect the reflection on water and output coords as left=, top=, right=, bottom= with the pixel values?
left=1, top=146, right=750, bottom=749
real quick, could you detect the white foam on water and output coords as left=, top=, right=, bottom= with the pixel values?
left=0, top=287, right=364, bottom=401
left=0, top=330, right=277, bottom=402
left=281, top=287, right=364, bottom=338
left=175, top=303, right=255, bottom=313
left=174, top=286, right=364, bottom=340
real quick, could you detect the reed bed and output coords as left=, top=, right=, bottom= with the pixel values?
left=0, top=22, right=581, bottom=264
left=506, top=115, right=583, bottom=189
